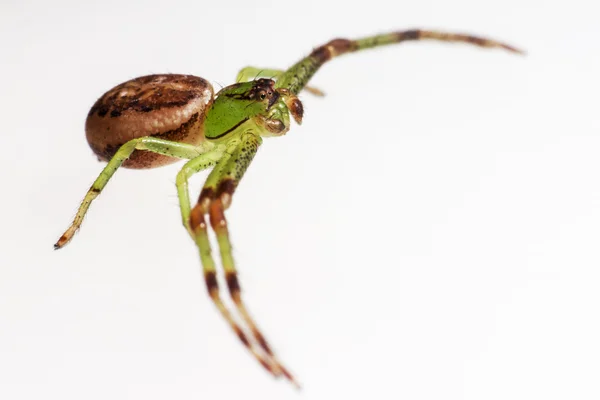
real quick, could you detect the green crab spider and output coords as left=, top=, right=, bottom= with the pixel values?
left=55, top=29, right=522, bottom=386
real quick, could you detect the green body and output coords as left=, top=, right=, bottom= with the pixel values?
left=55, top=29, right=522, bottom=386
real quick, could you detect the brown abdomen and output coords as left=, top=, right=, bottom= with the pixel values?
left=85, top=74, right=214, bottom=169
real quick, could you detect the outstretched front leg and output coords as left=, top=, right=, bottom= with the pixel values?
left=276, top=29, right=524, bottom=95
left=55, top=137, right=210, bottom=249
left=187, top=132, right=298, bottom=386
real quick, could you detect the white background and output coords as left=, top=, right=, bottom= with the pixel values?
left=1, top=0, right=599, bottom=399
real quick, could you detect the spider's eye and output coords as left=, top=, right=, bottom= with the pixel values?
left=259, top=91, right=266, bottom=100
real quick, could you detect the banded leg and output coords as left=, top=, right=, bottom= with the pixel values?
left=276, top=29, right=524, bottom=95
left=208, top=134, right=298, bottom=385
left=236, top=66, right=324, bottom=96
left=55, top=137, right=211, bottom=249
left=187, top=139, right=294, bottom=383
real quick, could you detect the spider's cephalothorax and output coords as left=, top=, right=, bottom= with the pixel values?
left=55, top=29, right=523, bottom=387
left=205, top=78, right=303, bottom=141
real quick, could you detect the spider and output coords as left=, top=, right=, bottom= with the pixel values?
left=55, top=29, right=522, bottom=386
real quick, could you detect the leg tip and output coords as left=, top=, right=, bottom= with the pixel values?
left=280, top=367, right=301, bottom=390
left=54, top=236, right=67, bottom=250
left=502, top=43, right=527, bottom=56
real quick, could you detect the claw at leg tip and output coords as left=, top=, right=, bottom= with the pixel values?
left=279, top=367, right=301, bottom=389
left=54, top=237, right=67, bottom=250
left=503, top=44, right=526, bottom=56
left=289, top=377, right=302, bottom=390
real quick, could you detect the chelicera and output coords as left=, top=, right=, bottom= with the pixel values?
left=55, top=29, right=522, bottom=386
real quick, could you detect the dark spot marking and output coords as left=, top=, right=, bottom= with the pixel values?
left=259, top=359, right=274, bottom=373
left=311, top=38, right=356, bottom=63
left=254, top=331, right=273, bottom=355
left=280, top=367, right=295, bottom=383
left=466, top=36, right=487, bottom=46
left=198, top=187, right=215, bottom=203
left=399, top=30, right=421, bottom=41
left=96, top=106, right=109, bottom=118
left=216, top=179, right=236, bottom=197
left=204, top=271, right=218, bottom=297
left=311, top=46, right=332, bottom=63
left=225, top=271, right=240, bottom=298
left=235, top=326, right=251, bottom=347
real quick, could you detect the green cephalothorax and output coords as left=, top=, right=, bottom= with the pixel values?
left=204, top=78, right=304, bottom=140
left=55, top=29, right=523, bottom=387
left=204, top=78, right=282, bottom=140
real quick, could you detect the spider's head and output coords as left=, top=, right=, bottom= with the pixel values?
left=204, top=79, right=303, bottom=140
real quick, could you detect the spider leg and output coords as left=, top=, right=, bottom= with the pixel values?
left=185, top=138, right=291, bottom=382
left=55, top=137, right=209, bottom=249
left=276, top=29, right=523, bottom=95
left=189, top=133, right=299, bottom=387
left=236, top=66, right=324, bottom=96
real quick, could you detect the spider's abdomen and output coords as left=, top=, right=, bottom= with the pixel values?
left=85, top=74, right=214, bottom=169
